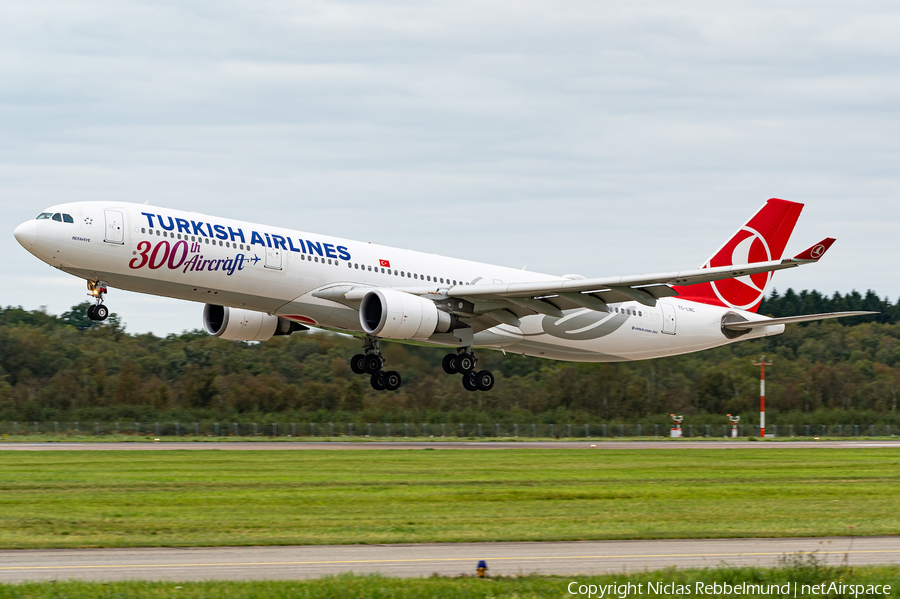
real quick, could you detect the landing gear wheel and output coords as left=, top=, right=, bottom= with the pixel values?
left=456, top=354, right=476, bottom=374
left=86, top=280, right=109, bottom=321
left=350, top=354, right=367, bottom=375
left=383, top=370, right=402, bottom=391
left=364, top=354, right=383, bottom=375
left=442, top=354, right=458, bottom=375
left=462, top=373, right=478, bottom=392
left=475, top=370, right=494, bottom=391
left=370, top=373, right=386, bottom=391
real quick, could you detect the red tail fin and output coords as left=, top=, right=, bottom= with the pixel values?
left=672, top=198, right=804, bottom=312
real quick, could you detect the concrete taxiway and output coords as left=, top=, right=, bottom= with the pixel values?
left=1, top=440, right=899, bottom=450
left=0, top=537, right=897, bottom=582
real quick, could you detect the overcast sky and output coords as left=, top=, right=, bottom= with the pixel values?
left=2, top=0, right=899, bottom=335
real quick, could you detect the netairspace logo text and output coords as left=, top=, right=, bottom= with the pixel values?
left=567, top=581, right=892, bottom=598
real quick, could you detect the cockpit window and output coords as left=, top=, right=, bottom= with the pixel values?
left=36, top=212, right=73, bottom=222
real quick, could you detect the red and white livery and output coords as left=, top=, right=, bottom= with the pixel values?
left=13, top=198, right=872, bottom=392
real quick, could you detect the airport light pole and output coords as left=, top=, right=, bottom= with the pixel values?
left=753, top=356, right=773, bottom=437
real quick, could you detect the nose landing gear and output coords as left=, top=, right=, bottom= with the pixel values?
left=350, top=336, right=402, bottom=392
left=442, top=348, right=494, bottom=392
left=86, top=280, right=110, bottom=322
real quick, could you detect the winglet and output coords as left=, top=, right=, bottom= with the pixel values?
left=792, top=238, right=835, bottom=262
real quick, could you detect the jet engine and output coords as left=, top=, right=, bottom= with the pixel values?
left=203, top=304, right=306, bottom=342
left=359, top=289, right=457, bottom=340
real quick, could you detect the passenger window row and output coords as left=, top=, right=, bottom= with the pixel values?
left=140, top=227, right=343, bottom=268
left=141, top=225, right=471, bottom=283
left=347, top=262, right=467, bottom=285
left=299, top=254, right=339, bottom=266
left=141, top=227, right=247, bottom=249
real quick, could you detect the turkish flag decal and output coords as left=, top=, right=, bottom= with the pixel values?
left=379, top=259, right=391, bottom=267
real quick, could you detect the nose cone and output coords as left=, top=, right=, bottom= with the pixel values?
left=14, top=220, right=37, bottom=248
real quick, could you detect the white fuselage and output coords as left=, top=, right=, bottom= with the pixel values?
left=15, top=201, right=785, bottom=361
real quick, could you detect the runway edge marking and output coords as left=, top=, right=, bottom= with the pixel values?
left=3, top=549, right=899, bottom=571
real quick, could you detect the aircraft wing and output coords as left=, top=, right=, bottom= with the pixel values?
left=443, top=237, right=836, bottom=304
left=447, top=257, right=808, bottom=302
left=324, top=238, right=837, bottom=324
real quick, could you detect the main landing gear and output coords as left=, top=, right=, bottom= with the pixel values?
left=348, top=339, right=494, bottom=393
left=86, top=280, right=110, bottom=322
left=350, top=336, right=401, bottom=392
left=442, top=349, right=494, bottom=392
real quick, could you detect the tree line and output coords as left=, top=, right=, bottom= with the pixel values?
left=1, top=289, right=899, bottom=425
left=760, top=288, right=896, bottom=323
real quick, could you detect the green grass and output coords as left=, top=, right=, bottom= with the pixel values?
left=0, top=449, right=898, bottom=549
left=2, top=563, right=898, bottom=598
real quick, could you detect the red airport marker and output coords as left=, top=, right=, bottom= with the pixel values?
left=753, top=356, right=773, bottom=437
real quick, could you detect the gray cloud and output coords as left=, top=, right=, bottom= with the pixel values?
left=2, top=0, right=899, bottom=334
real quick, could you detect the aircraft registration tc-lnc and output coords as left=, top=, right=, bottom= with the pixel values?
left=14, top=199, right=873, bottom=392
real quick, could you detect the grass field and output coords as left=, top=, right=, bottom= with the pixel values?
left=0, top=448, right=898, bottom=549
left=1, top=563, right=898, bottom=599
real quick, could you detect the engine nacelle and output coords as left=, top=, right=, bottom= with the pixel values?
left=360, top=289, right=456, bottom=340
left=203, top=305, right=305, bottom=342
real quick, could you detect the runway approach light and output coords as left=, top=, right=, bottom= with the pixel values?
left=477, top=560, right=488, bottom=577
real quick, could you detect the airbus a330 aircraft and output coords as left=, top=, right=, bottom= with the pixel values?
left=14, top=198, right=871, bottom=392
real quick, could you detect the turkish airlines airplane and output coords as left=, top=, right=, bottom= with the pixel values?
left=13, top=198, right=871, bottom=392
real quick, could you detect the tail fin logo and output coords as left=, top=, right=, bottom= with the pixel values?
left=672, top=198, right=804, bottom=313
left=709, top=225, right=773, bottom=310
left=809, top=244, right=826, bottom=259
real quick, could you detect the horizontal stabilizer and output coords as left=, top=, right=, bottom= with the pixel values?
left=792, top=238, right=835, bottom=262
left=723, top=311, right=877, bottom=330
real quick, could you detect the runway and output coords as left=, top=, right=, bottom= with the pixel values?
left=1, top=537, right=897, bottom=582
left=1, top=440, right=899, bottom=450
